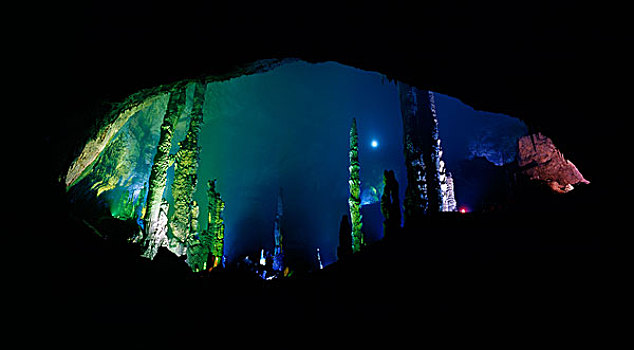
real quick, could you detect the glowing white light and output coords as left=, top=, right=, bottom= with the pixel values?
left=371, top=140, right=378, bottom=148
left=260, top=249, right=266, bottom=266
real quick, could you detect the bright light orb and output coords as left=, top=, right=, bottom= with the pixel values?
left=371, top=140, right=378, bottom=148
left=459, top=208, right=467, bottom=214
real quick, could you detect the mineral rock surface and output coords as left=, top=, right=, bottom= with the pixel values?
left=517, top=133, right=589, bottom=193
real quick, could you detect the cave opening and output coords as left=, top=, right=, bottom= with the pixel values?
left=64, top=59, right=587, bottom=272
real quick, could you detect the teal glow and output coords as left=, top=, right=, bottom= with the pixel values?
left=68, top=59, right=527, bottom=267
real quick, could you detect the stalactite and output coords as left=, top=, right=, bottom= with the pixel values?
left=140, top=87, right=186, bottom=257
left=348, top=118, right=365, bottom=253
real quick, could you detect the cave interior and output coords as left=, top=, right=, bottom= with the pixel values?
left=33, top=0, right=626, bottom=325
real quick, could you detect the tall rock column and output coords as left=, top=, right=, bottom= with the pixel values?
left=272, top=188, right=284, bottom=272
left=348, top=118, right=365, bottom=253
left=398, top=82, right=445, bottom=222
left=380, top=169, right=401, bottom=237
left=206, top=179, right=225, bottom=267
left=424, top=91, right=445, bottom=213
left=444, top=172, right=457, bottom=212
left=141, top=199, right=170, bottom=259
left=141, top=87, right=186, bottom=258
left=169, top=82, right=206, bottom=255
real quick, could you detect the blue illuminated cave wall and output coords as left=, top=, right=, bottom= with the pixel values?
left=434, top=93, right=528, bottom=212
left=193, top=62, right=406, bottom=265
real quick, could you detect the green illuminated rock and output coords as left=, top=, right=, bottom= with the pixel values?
left=169, top=82, right=206, bottom=255
left=141, top=87, right=187, bottom=256
left=206, top=179, right=225, bottom=262
left=190, top=179, right=225, bottom=271
left=141, top=199, right=170, bottom=259
left=185, top=201, right=206, bottom=271
left=348, top=118, right=365, bottom=253
left=64, top=94, right=167, bottom=189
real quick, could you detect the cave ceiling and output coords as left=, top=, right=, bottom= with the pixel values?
left=40, top=1, right=623, bottom=187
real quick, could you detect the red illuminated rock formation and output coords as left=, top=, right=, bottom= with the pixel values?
left=518, top=133, right=589, bottom=193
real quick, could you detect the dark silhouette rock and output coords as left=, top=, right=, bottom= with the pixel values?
left=380, top=170, right=401, bottom=238
left=337, top=215, right=352, bottom=261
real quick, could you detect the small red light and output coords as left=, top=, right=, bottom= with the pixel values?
left=459, top=208, right=467, bottom=214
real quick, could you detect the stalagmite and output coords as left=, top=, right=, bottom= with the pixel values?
left=380, top=169, right=401, bottom=237
left=272, top=188, right=284, bottom=272
left=140, top=86, right=187, bottom=257
left=141, top=199, right=170, bottom=259
left=205, top=179, right=225, bottom=266
left=398, top=82, right=447, bottom=222
left=426, top=91, right=444, bottom=213
left=444, top=172, right=457, bottom=212
left=337, top=215, right=352, bottom=261
left=169, top=82, right=206, bottom=255
left=348, top=118, right=365, bottom=253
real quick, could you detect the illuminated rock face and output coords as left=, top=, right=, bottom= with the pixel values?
left=142, top=87, right=187, bottom=254
left=443, top=172, right=457, bottom=212
left=398, top=82, right=448, bottom=220
left=348, top=118, right=365, bottom=253
left=518, top=133, right=589, bottom=193
left=169, top=82, right=206, bottom=255
left=205, top=180, right=225, bottom=264
left=141, top=199, right=170, bottom=259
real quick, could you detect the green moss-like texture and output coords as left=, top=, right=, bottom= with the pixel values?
left=64, top=60, right=428, bottom=269
left=188, top=179, right=225, bottom=272
left=207, top=179, right=225, bottom=262
left=169, top=82, right=206, bottom=255
left=348, top=118, right=365, bottom=253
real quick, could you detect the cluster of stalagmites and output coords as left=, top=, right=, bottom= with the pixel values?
left=67, top=66, right=597, bottom=274
left=105, top=80, right=459, bottom=271
left=85, top=79, right=457, bottom=271
left=398, top=82, right=456, bottom=221
left=67, top=77, right=462, bottom=273
left=136, top=82, right=227, bottom=272
left=337, top=84, right=457, bottom=258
